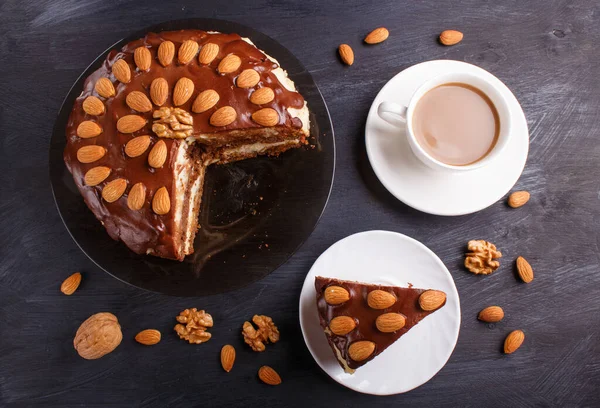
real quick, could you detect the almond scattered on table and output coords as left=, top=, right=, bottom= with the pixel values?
left=508, top=191, right=530, bottom=208
left=478, top=306, right=504, bottom=323
left=258, top=366, right=282, bottom=385
left=135, top=329, right=161, bottom=345
left=60, top=272, right=82, bottom=295
left=220, top=345, right=236, bottom=372
left=504, top=330, right=525, bottom=354
left=516, top=256, right=534, bottom=283
left=439, top=30, right=463, bottom=46
left=338, top=44, right=354, bottom=65
left=364, top=27, right=389, bottom=44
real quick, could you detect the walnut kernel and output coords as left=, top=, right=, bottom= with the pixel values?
left=152, top=107, right=194, bottom=139
left=174, top=308, right=213, bottom=344
left=242, top=315, right=280, bottom=352
left=464, top=240, right=502, bottom=275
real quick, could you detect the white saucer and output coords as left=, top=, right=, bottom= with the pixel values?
left=365, top=60, right=529, bottom=216
left=299, top=231, right=461, bottom=395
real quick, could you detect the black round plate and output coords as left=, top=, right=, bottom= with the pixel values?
left=49, top=19, right=335, bottom=296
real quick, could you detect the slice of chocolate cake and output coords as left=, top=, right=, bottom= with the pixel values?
left=315, top=276, right=446, bottom=373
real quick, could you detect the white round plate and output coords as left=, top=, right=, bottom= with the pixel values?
left=299, top=230, right=461, bottom=395
left=365, top=60, right=529, bottom=216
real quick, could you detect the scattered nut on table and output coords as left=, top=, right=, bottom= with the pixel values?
left=174, top=308, right=213, bottom=344
left=242, top=314, right=280, bottom=352
left=464, top=240, right=502, bottom=275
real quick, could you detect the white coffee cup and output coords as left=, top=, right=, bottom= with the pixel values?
left=377, top=72, right=512, bottom=172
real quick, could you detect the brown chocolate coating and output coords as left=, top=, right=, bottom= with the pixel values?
left=63, top=30, right=306, bottom=260
left=315, top=276, right=446, bottom=371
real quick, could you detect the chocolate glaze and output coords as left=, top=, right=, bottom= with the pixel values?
left=63, top=30, right=306, bottom=260
left=315, top=277, right=446, bottom=371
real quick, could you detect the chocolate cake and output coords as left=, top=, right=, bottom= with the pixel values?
left=315, top=277, right=446, bottom=373
left=64, top=30, right=309, bottom=261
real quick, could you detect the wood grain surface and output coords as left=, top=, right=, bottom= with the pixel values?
left=1, top=0, right=599, bottom=406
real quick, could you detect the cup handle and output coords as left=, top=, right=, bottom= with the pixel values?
left=377, top=102, right=408, bottom=127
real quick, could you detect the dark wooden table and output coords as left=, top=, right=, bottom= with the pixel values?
left=1, top=0, right=599, bottom=406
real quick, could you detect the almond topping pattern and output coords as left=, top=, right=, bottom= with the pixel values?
left=135, top=329, right=161, bottom=345
left=198, top=43, right=219, bottom=64
left=178, top=40, right=199, bottom=64
left=192, top=89, right=220, bottom=113
left=365, top=27, right=389, bottom=44
left=338, top=44, right=354, bottom=65
left=516, top=256, right=534, bottom=283
left=324, top=285, right=350, bottom=305
left=218, top=54, right=241, bottom=74
left=126, top=91, right=153, bottom=113
left=348, top=341, right=376, bottom=361
left=112, top=59, right=131, bottom=83
left=236, top=69, right=260, bottom=88
left=117, top=115, right=147, bottom=133
left=439, top=30, right=464, bottom=46
left=173, top=77, right=194, bottom=106
left=250, top=87, right=275, bottom=105
left=220, top=345, right=236, bottom=372
left=504, top=330, right=525, bottom=354
left=376, top=313, right=406, bottom=333
left=148, top=140, right=167, bottom=168
left=125, top=135, right=151, bottom=157
left=508, top=191, right=530, bottom=208
left=74, top=312, right=122, bottom=360
left=77, top=121, right=102, bottom=139
left=419, top=290, right=446, bottom=311
left=60, top=272, right=82, bottom=295
left=252, top=108, right=279, bottom=127
left=210, top=106, right=237, bottom=127
left=478, top=306, right=505, bottom=323
left=102, top=178, right=127, bottom=203
left=258, top=366, right=282, bottom=385
left=152, top=186, right=170, bottom=215
left=150, top=78, right=169, bottom=106
left=329, top=316, right=356, bottom=335
left=158, top=41, right=175, bottom=66
left=127, top=182, right=146, bottom=211
left=77, top=145, right=106, bottom=163
left=82, top=96, right=105, bottom=116
left=84, top=166, right=111, bottom=186
left=367, top=290, right=396, bottom=309
left=95, top=78, right=115, bottom=98
left=134, top=47, right=152, bottom=71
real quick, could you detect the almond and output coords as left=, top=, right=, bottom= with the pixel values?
left=192, top=89, right=220, bottom=113
left=365, top=27, right=389, bottom=44
left=158, top=41, right=175, bottom=66
left=117, top=115, right=147, bottom=133
left=152, top=186, right=171, bottom=215
left=236, top=69, right=260, bottom=88
left=84, top=166, right=111, bottom=186
left=127, top=182, right=146, bottom=210
left=338, top=44, right=354, bottom=65
left=125, top=135, right=151, bottom=158
left=134, top=47, right=152, bottom=71
left=508, top=191, right=530, bottom=208
left=419, top=290, right=446, bottom=311
left=199, top=43, right=219, bottom=64
left=173, top=77, right=194, bottom=106
left=516, top=256, right=534, bottom=283
left=478, top=306, right=505, bottom=323
left=220, top=344, right=236, bottom=372
left=251, top=108, right=279, bottom=127
left=95, top=78, right=115, bottom=98
left=77, top=121, right=102, bottom=139
left=112, top=59, right=131, bottom=83
left=102, top=178, right=127, bottom=203
left=218, top=54, right=241, bottom=74
left=77, top=145, right=106, bottom=163
left=82, top=96, right=105, bottom=116
left=504, top=329, right=525, bottom=354
left=258, top=366, right=281, bottom=385
left=439, top=30, right=463, bottom=46
left=324, top=286, right=350, bottom=305
left=376, top=313, right=406, bottom=333
left=250, top=87, right=275, bottom=105
left=210, top=106, right=237, bottom=127
left=60, top=272, right=82, bottom=295
left=348, top=341, right=375, bottom=361
left=329, top=316, right=356, bottom=335
left=178, top=40, right=199, bottom=64
left=148, top=140, right=167, bottom=168
left=367, top=290, right=396, bottom=309
left=126, top=91, right=153, bottom=113
left=135, top=329, right=161, bottom=345
left=150, top=78, right=169, bottom=106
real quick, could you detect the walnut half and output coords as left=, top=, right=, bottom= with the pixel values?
left=242, top=315, right=280, bottom=352
left=174, top=308, right=213, bottom=344
left=152, top=107, right=194, bottom=139
left=465, top=240, right=502, bottom=275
